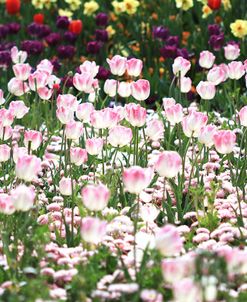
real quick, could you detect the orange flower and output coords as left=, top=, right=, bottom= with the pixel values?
left=215, top=16, right=222, bottom=24
left=169, top=15, right=176, bottom=21
left=69, top=20, right=83, bottom=35
left=6, top=0, right=20, bottom=15
left=33, top=13, right=44, bottom=24
left=152, top=13, right=158, bottom=20
left=159, top=57, right=165, bottom=63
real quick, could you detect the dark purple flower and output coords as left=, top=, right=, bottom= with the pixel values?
left=208, top=24, right=221, bottom=36
left=0, top=42, right=16, bottom=51
left=51, top=58, right=61, bottom=72
left=56, top=16, right=70, bottom=30
left=61, top=75, right=74, bottom=87
left=27, top=23, right=51, bottom=38
left=7, top=23, right=21, bottom=34
left=160, top=45, right=177, bottom=59
left=227, top=40, right=240, bottom=47
left=96, top=66, right=111, bottom=80
left=166, top=36, right=179, bottom=47
left=209, top=33, right=224, bottom=51
left=45, top=33, right=62, bottom=46
left=96, top=13, right=108, bottom=27
left=57, top=45, right=76, bottom=59
left=95, top=29, right=108, bottom=42
left=86, top=41, right=101, bottom=54
left=21, top=40, right=44, bottom=55
left=0, top=25, right=9, bottom=40
left=0, top=50, right=11, bottom=67
left=64, top=31, right=78, bottom=44
left=152, top=26, right=170, bottom=40
left=177, top=48, right=189, bottom=59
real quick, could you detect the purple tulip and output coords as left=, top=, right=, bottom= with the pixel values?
left=160, top=45, right=177, bottom=58
left=64, top=31, right=78, bottom=44
left=86, top=41, right=101, bottom=54
left=152, top=26, right=170, bottom=40
left=209, top=33, right=224, bottom=51
left=96, top=13, right=108, bottom=27
left=57, top=45, right=76, bottom=59
left=45, top=33, right=62, bottom=46
left=95, top=29, right=108, bottom=42
left=21, top=40, right=44, bottom=55
left=56, top=16, right=70, bottom=30
left=96, top=66, right=111, bottom=80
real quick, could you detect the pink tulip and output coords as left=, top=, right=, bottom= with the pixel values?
left=198, top=124, right=217, bottom=147
left=0, top=124, right=12, bottom=141
left=125, top=103, right=146, bottom=127
left=11, top=46, right=27, bottom=64
left=139, top=204, right=159, bottom=223
left=207, top=66, right=226, bottom=85
left=131, top=79, right=150, bottom=101
left=59, top=177, right=74, bottom=196
left=239, top=106, right=247, bottom=127
left=76, top=103, right=94, bottom=123
left=57, top=94, right=78, bottom=111
left=85, top=138, right=103, bottom=155
left=196, top=81, right=216, bottom=100
left=224, top=43, right=240, bottom=61
left=81, top=183, right=110, bottom=211
left=182, top=111, right=208, bottom=137
left=126, top=58, right=143, bottom=77
left=123, top=166, right=153, bottom=194
left=104, top=79, right=117, bottom=97
left=90, top=108, right=120, bottom=129
left=73, top=72, right=94, bottom=93
left=13, top=63, right=32, bottom=81
left=13, top=147, right=28, bottom=164
left=0, top=144, right=11, bottom=162
left=9, top=101, right=29, bottom=119
left=218, top=63, right=229, bottom=82
left=37, top=59, right=54, bottom=75
left=106, top=55, right=127, bottom=76
left=11, top=184, right=35, bottom=211
left=0, top=194, right=15, bottom=215
left=228, top=61, right=245, bottom=80
left=180, top=77, right=192, bottom=93
left=0, top=89, right=5, bottom=105
left=80, top=217, right=107, bottom=244
left=15, top=154, right=42, bottom=182
left=162, top=97, right=176, bottom=109
left=24, top=130, right=42, bottom=150
left=118, top=82, right=132, bottom=98
left=37, top=87, right=53, bottom=100
left=213, top=130, right=236, bottom=154
left=173, top=278, right=202, bottom=302
left=70, top=147, right=88, bottom=166
left=108, top=125, right=133, bottom=147
left=79, top=61, right=99, bottom=77
left=155, top=150, right=182, bottom=178
left=0, top=109, right=14, bottom=127
left=199, top=50, right=215, bottom=69
left=65, top=121, right=83, bottom=140
left=165, top=103, right=184, bottom=125
left=172, top=56, right=191, bottom=77
left=161, top=257, right=195, bottom=283
left=28, top=70, right=49, bottom=91
left=155, top=224, right=183, bottom=256
left=145, top=119, right=164, bottom=141
left=8, top=78, right=29, bottom=96
left=56, top=107, right=74, bottom=124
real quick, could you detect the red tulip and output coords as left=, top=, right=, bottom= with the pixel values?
left=6, top=0, right=20, bottom=15
left=207, top=0, right=221, bottom=10
left=69, top=20, right=83, bottom=35
left=33, top=13, right=44, bottom=24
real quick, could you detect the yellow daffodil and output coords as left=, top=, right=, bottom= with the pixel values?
left=175, top=0, right=193, bottom=11
left=106, top=25, right=116, bottom=38
left=58, top=9, right=73, bottom=18
left=222, top=0, right=231, bottom=10
left=230, top=19, right=247, bottom=38
left=83, top=0, right=99, bottom=16
left=65, top=0, right=81, bottom=11
left=32, top=0, right=56, bottom=9
left=112, top=1, right=126, bottom=14
left=202, top=4, right=212, bottom=18
left=123, top=0, right=140, bottom=15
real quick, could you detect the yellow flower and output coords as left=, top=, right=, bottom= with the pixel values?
left=197, top=0, right=207, bottom=3
left=65, top=0, right=81, bottom=11
left=222, top=0, right=231, bottom=10
left=58, top=9, right=73, bottom=18
left=175, top=0, right=193, bottom=11
left=106, top=25, right=116, bottom=38
left=123, top=0, right=140, bottom=15
left=230, top=19, right=247, bottom=38
left=84, top=0, right=99, bottom=16
left=112, top=1, right=126, bottom=14
left=32, top=0, right=56, bottom=9
left=202, top=4, right=212, bottom=18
